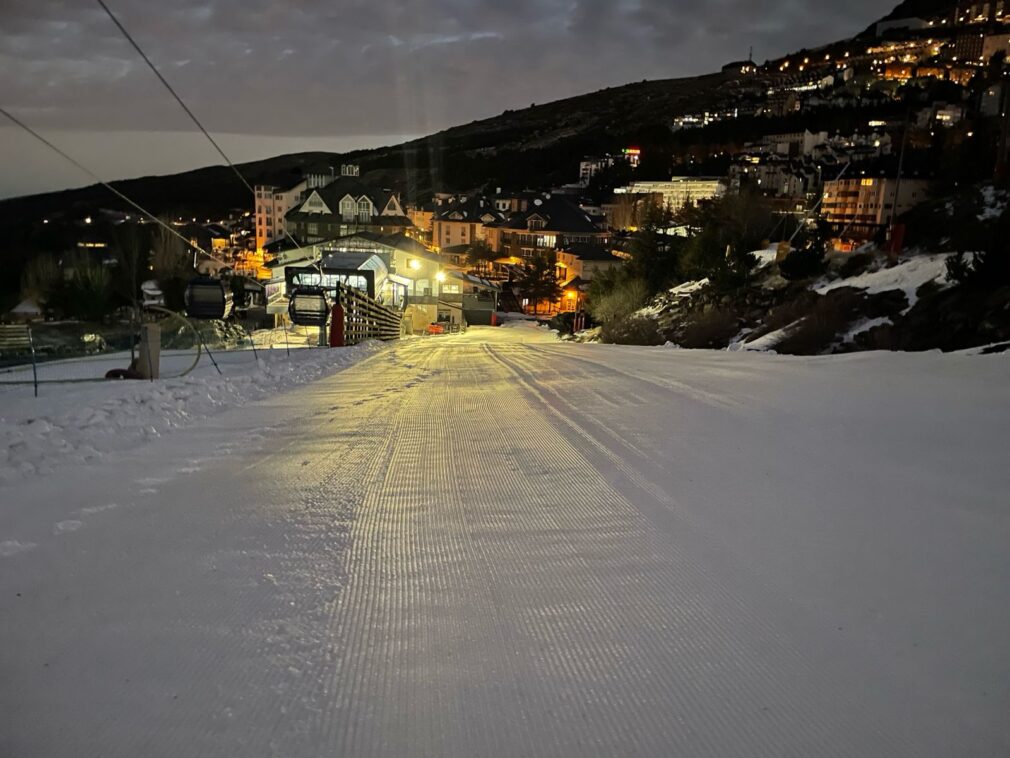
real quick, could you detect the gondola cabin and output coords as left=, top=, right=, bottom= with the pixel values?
left=288, top=286, right=330, bottom=327
left=185, top=277, right=234, bottom=320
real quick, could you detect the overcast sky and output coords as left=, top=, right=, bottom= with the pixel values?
left=0, top=0, right=889, bottom=199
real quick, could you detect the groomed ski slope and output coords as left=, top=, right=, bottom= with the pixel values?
left=2, top=325, right=1009, bottom=757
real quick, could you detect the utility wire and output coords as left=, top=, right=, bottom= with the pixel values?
left=97, top=0, right=311, bottom=272
left=789, top=160, right=851, bottom=244
left=95, top=0, right=254, bottom=196
left=0, top=105, right=216, bottom=261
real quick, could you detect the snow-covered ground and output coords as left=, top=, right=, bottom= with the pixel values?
left=0, top=341, right=385, bottom=482
left=816, top=252, right=952, bottom=311
left=2, top=327, right=1009, bottom=756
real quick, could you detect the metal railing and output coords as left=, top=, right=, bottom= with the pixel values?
left=0, top=324, right=38, bottom=396
left=336, top=283, right=405, bottom=345
left=0, top=311, right=205, bottom=390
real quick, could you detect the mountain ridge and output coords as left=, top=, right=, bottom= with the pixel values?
left=0, top=1, right=934, bottom=225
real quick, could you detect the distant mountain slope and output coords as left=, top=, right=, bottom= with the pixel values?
left=0, top=1, right=917, bottom=233
left=0, top=72, right=729, bottom=221
left=879, top=0, right=957, bottom=22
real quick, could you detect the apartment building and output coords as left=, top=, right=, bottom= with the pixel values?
left=254, top=179, right=306, bottom=253
left=821, top=176, right=930, bottom=244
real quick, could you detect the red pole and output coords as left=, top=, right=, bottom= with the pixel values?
left=888, top=223, right=906, bottom=256
left=329, top=303, right=345, bottom=347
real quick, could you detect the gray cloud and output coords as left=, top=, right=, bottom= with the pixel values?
left=1, top=0, right=888, bottom=133
left=0, top=0, right=888, bottom=196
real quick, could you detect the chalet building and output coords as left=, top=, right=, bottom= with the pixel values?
left=490, top=190, right=544, bottom=214
left=265, top=231, right=440, bottom=321
left=485, top=195, right=610, bottom=260
left=284, top=177, right=413, bottom=244
left=430, top=195, right=505, bottom=252
left=253, top=167, right=357, bottom=252
left=557, top=242, right=623, bottom=282
left=554, top=243, right=625, bottom=312
left=439, top=244, right=471, bottom=268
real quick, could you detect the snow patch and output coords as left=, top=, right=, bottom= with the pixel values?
left=816, top=253, right=951, bottom=312
left=638, top=278, right=709, bottom=317
left=738, top=320, right=804, bottom=352
left=843, top=316, right=892, bottom=342
left=751, top=246, right=780, bottom=268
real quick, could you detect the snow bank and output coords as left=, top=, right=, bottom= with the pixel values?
left=816, top=253, right=951, bottom=311
left=842, top=315, right=892, bottom=342
left=0, top=342, right=385, bottom=482
left=751, top=246, right=779, bottom=268
left=736, top=320, right=803, bottom=352
left=637, top=278, right=709, bottom=317
left=500, top=318, right=547, bottom=329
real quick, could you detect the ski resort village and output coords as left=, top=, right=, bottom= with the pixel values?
left=1, top=1, right=1010, bottom=756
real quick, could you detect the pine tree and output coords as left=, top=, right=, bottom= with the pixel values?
left=465, top=240, right=498, bottom=275
left=517, top=252, right=563, bottom=314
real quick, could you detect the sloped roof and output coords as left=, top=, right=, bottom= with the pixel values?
left=321, top=232, right=440, bottom=262
left=204, top=223, right=232, bottom=238
left=264, top=236, right=302, bottom=255
left=561, top=276, right=589, bottom=290
left=286, top=176, right=402, bottom=220
left=560, top=242, right=622, bottom=262
left=10, top=299, right=42, bottom=316
left=318, top=251, right=388, bottom=273
left=433, top=195, right=506, bottom=224
left=376, top=233, right=430, bottom=256
left=499, top=196, right=601, bottom=234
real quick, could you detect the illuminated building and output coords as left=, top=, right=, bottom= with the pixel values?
left=613, top=177, right=725, bottom=213
left=821, top=176, right=930, bottom=245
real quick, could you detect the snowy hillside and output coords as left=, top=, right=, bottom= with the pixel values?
left=613, top=249, right=1001, bottom=355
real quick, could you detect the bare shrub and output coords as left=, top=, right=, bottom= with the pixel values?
left=678, top=309, right=740, bottom=349
left=600, top=315, right=664, bottom=345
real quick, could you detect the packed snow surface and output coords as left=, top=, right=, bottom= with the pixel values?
left=2, top=326, right=1009, bottom=757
